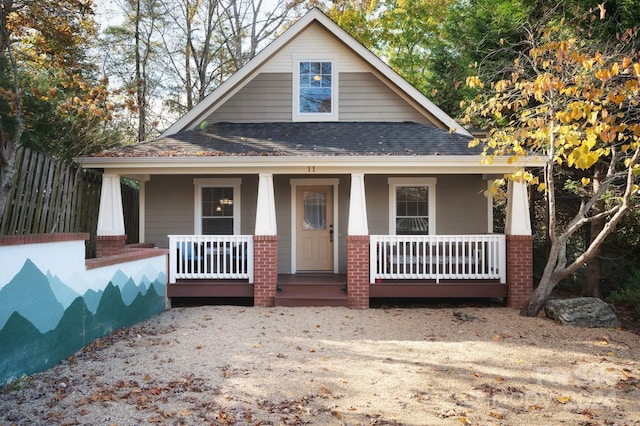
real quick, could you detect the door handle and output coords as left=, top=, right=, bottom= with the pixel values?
left=329, top=224, right=333, bottom=243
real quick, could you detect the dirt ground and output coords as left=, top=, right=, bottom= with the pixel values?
left=1, top=305, right=639, bottom=425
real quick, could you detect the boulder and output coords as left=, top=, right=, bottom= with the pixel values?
left=545, top=297, right=621, bottom=328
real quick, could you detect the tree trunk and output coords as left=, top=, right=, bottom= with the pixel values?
left=585, top=216, right=604, bottom=298
left=520, top=275, right=559, bottom=316
left=585, top=169, right=604, bottom=298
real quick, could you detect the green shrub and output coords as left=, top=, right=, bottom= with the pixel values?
left=607, top=269, right=640, bottom=315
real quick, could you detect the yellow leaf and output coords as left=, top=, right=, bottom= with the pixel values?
left=611, top=62, right=620, bottom=77
left=633, top=63, right=640, bottom=78
left=556, top=396, right=572, bottom=404
left=581, top=177, right=590, bottom=186
left=537, top=182, right=547, bottom=192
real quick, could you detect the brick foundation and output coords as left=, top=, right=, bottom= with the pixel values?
left=96, top=235, right=127, bottom=258
left=346, top=235, right=370, bottom=309
left=506, top=235, right=534, bottom=308
left=253, top=235, right=278, bottom=307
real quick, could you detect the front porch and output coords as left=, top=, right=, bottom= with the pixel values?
left=93, top=172, right=535, bottom=309
left=165, top=233, right=511, bottom=306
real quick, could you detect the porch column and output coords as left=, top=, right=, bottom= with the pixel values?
left=347, top=173, right=369, bottom=309
left=96, top=173, right=126, bottom=257
left=254, top=173, right=278, bottom=306
left=505, top=178, right=533, bottom=308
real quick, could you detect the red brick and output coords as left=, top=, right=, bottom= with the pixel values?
left=506, top=235, right=533, bottom=308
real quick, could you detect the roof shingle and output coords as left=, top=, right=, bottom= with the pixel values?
left=101, top=122, right=480, bottom=157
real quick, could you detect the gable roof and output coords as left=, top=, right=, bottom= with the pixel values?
left=104, top=122, right=478, bottom=158
left=161, top=8, right=472, bottom=138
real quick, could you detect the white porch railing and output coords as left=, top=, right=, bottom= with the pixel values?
left=370, top=235, right=506, bottom=284
left=168, top=235, right=254, bottom=284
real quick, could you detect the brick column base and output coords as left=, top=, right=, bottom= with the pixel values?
left=347, top=235, right=370, bottom=309
left=506, top=235, right=534, bottom=308
left=253, top=235, right=278, bottom=307
left=96, top=235, right=127, bottom=258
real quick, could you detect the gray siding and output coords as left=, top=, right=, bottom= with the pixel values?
left=145, top=175, right=195, bottom=248
left=364, top=175, right=488, bottom=236
left=144, top=174, right=487, bottom=267
left=206, top=73, right=292, bottom=123
left=436, top=175, right=487, bottom=234
left=145, top=174, right=258, bottom=249
left=273, top=176, right=292, bottom=273
left=339, top=73, right=432, bottom=124
left=205, top=72, right=433, bottom=124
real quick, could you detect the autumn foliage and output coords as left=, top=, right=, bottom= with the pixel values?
left=464, top=9, right=640, bottom=316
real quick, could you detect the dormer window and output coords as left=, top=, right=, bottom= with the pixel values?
left=299, top=61, right=332, bottom=112
left=293, top=59, right=338, bottom=121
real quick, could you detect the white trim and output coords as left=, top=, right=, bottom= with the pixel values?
left=505, top=179, right=532, bottom=235
left=139, top=180, right=146, bottom=243
left=159, top=8, right=470, bottom=137
left=79, top=154, right=547, bottom=174
left=487, top=180, right=494, bottom=234
left=193, top=178, right=242, bottom=235
left=388, top=177, right=437, bottom=235
left=348, top=173, right=368, bottom=235
left=97, top=174, right=126, bottom=236
left=290, top=178, right=340, bottom=274
left=255, top=173, right=277, bottom=235
left=292, top=58, right=338, bottom=121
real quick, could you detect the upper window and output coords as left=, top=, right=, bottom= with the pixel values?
left=293, top=59, right=337, bottom=121
left=299, top=61, right=332, bottom=113
left=388, top=178, right=437, bottom=235
left=194, top=178, right=241, bottom=235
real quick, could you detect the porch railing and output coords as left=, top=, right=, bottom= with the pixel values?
left=370, top=235, right=506, bottom=284
left=168, top=235, right=254, bottom=284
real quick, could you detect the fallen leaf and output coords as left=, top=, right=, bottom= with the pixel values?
left=556, top=396, right=572, bottom=404
left=489, top=411, right=505, bottom=419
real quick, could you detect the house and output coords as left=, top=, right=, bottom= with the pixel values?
left=79, top=8, right=543, bottom=308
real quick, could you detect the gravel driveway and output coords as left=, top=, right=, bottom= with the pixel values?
left=1, top=305, right=639, bottom=425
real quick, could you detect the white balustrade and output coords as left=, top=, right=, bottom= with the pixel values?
left=370, top=235, right=506, bottom=284
left=169, top=235, right=254, bottom=283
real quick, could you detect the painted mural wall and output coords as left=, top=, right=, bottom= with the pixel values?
left=0, top=236, right=167, bottom=385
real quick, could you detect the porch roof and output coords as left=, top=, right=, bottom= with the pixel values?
left=95, top=122, right=480, bottom=158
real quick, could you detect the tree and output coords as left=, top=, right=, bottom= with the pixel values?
left=101, top=0, right=165, bottom=143
left=1, top=0, right=115, bottom=220
left=464, top=8, right=640, bottom=316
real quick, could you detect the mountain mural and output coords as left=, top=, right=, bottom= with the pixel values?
left=0, top=259, right=166, bottom=385
left=47, top=272, right=80, bottom=309
left=0, top=260, right=65, bottom=333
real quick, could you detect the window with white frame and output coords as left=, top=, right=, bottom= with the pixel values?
left=194, top=178, right=241, bottom=235
left=293, top=60, right=337, bottom=121
left=388, top=178, right=437, bottom=235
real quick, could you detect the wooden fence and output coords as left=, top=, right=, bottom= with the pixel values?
left=0, top=147, right=139, bottom=257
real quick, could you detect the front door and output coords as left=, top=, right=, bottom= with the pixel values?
left=296, top=185, right=333, bottom=271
